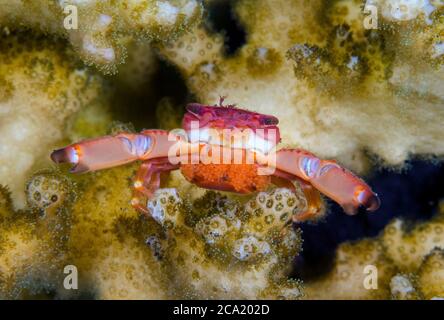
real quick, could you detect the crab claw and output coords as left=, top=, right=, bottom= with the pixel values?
left=275, top=149, right=380, bottom=215
left=356, top=188, right=381, bottom=212
left=50, top=145, right=87, bottom=173
left=50, top=134, right=153, bottom=174
left=51, top=146, right=77, bottom=165
left=309, top=163, right=381, bottom=215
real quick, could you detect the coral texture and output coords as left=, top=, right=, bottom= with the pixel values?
left=302, top=201, right=444, bottom=300
left=0, top=30, right=109, bottom=209
left=0, top=171, right=74, bottom=299
left=64, top=165, right=170, bottom=299
left=148, top=188, right=305, bottom=299
left=0, top=0, right=203, bottom=74
left=0, top=169, right=308, bottom=299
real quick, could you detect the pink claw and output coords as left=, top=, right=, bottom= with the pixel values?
left=50, top=134, right=153, bottom=173
left=275, top=149, right=380, bottom=215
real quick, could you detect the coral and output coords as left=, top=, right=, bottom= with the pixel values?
left=303, top=239, right=397, bottom=299
left=0, top=185, right=13, bottom=221
left=159, top=0, right=444, bottom=174
left=114, top=40, right=158, bottom=91
left=147, top=188, right=305, bottom=299
left=0, top=0, right=203, bottom=74
left=381, top=206, right=444, bottom=272
left=63, top=165, right=170, bottom=299
left=0, top=30, right=110, bottom=209
left=390, top=274, right=421, bottom=300
left=0, top=215, right=49, bottom=299
left=286, top=25, right=390, bottom=97
left=0, top=177, right=74, bottom=299
left=26, top=170, right=75, bottom=215
left=242, top=188, right=307, bottom=237
left=9, top=167, right=304, bottom=299
left=303, top=200, right=444, bottom=300
left=147, top=188, right=186, bottom=229
left=366, top=0, right=442, bottom=24
left=388, top=249, right=444, bottom=300
left=365, top=0, right=444, bottom=98
left=416, top=248, right=444, bottom=299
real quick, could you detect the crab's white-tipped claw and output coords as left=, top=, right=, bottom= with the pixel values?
left=50, top=134, right=153, bottom=173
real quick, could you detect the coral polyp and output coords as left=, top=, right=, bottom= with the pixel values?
left=26, top=171, right=75, bottom=214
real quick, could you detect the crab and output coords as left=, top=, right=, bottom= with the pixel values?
left=50, top=100, right=380, bottom=222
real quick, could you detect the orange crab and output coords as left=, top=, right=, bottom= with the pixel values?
left=51, top=100, right=380, bottom=222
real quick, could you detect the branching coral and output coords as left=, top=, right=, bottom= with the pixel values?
left=62, top=165, right=170, bottom=299
left=148, top=188, right=305, bottom=299
left=26, top=170, right=75, bottom=215
left=303, top=200, right=444, bottom=300
left=389, top=274, right=421, bottom=300
left=381, top=205, right=444, bottom=272
left=388, top=248, right=444, bottom=300
left=0, top=214, right=52, bottom=299
left=303, top=239, right=397, bottom=299
left=0, top=30, right=111, bottom=209
left=159, top=0, right=444, bottom=174
left=0, top=185, right=13, bottom=221
left=365, top=0, right=444, bottom=99
left=0, top=0, right=203, bottom=74
left=0, top=171, right=75, bottom=299
left=416, top=248, right=444, bottom=299
left=3, top=168, right=167, bottom=300
left=3, top=164, right=306, bottom=299
left=0, top=162, right=303, bottom=299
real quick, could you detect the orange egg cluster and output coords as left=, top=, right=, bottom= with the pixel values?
left=181, top=163, right=271, bottom=193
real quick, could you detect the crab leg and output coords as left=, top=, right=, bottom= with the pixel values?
left=50, top=130, right=185, bottom=214
left=293, top=179, right=324, bottom=222
left=50, top=130, right=178, bottom=173
left=274, top=149, right=380, bottom=215
left=131, top=159, right=179, bottom=215
left=50, top=133, right=152, bottom=173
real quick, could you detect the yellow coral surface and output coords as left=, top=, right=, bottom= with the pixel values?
left=303, top=201, right=444, bottom=300
left=0, top=0, right=203, bottom=73
left=0, top=31, right=109, bottom=209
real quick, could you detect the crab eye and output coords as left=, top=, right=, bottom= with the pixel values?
left=186, top=103, right=204, bottom=115
left=260, top=116, right=279, bottom=126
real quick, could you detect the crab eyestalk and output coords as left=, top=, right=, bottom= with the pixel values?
left=50, top=134, right=153, bottom=173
